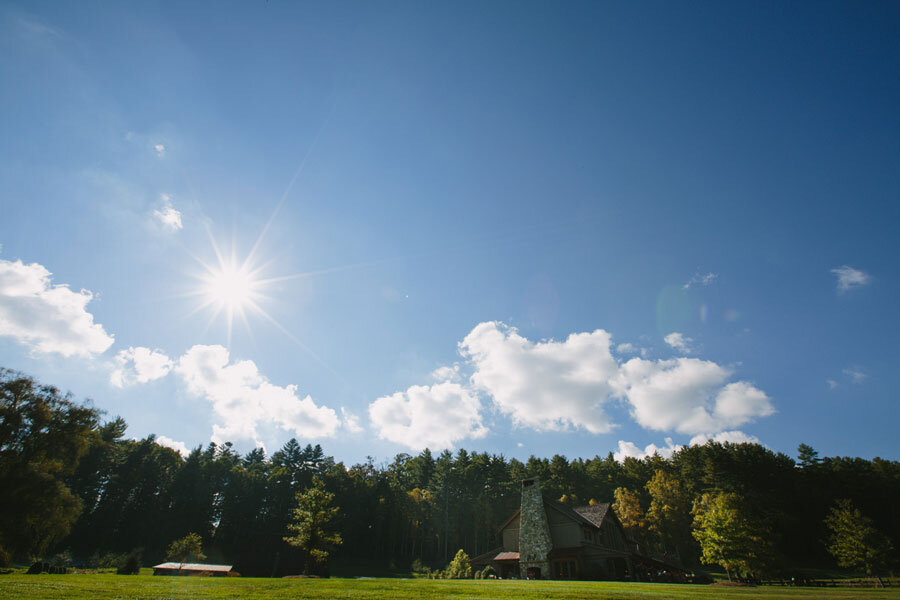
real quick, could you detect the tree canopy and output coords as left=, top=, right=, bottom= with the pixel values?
left=0, top=369, right=99, bottom=557
left=167, top=532, right=206, bottom=564
left=692, top=491, right=774, bottom=580
left=3, top=368, right=899, bottom=577
left=283, top=478, right=342, bottom=574
left=826, top=499, right=894, bottom=576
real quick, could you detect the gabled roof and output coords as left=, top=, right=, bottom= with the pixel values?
left=573, top=503, right=611, bottom=527
left=544, top=496, right=603, bottom=530
left=498, top=508, right=521, bottom=531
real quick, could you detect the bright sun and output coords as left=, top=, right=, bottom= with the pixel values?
left=207, top=263, right=255, bottom=309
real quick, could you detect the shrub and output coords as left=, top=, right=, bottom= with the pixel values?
left=474, top=568, right=483, bottom=579
left=445, top=549, right=473, bottom=579
left=482, top=566, right=496, bottom=579
left=50, top=551, right=73, bottom=568
left=116, top=549, right=142, bottom=575
left=411, top=558, right=428, bottom=573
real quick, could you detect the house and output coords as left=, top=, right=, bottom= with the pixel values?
left=473, top=478, right=682, bottom=581
left=151, top=562, right=233, bottom=576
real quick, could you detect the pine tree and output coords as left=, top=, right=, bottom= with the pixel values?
left=283, top=478, right=342, bottom=574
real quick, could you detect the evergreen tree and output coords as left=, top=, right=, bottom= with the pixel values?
left=283, top=478, right=342, bottom=574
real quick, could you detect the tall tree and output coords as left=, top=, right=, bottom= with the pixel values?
left=825, top=499, right=894, bottom=580
left=692, top=491, right=773, bottom=580
left=0, top=369, right=99, bottom=558
left=645, top=470, right=691, bottom=556
left=613, top=487, right=647, bottom=548
left=283, top=478, right=342, bottom=574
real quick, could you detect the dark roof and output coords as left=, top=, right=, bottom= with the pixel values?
left=151, top=563, right=232, bottom=572
left=573, top=503, right=611, bottom=527
left=544, top=496, right=603, bottom=530
left=498, top=508, right=521, bottom=531
left=470, top=547, right=504, bottom=566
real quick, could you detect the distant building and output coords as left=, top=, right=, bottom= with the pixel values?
left=151, top=562, right=233, bottom=576
left=471, top=478, right=684, bottom=581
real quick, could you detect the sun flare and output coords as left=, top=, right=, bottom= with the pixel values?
left=206, top=263, right=256, bottom=310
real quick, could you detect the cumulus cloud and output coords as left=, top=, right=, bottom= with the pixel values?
left=431, top=364, right=461, bottom=382
left=155, top=435, right=189, bottom=457
left=369, top=382, right=487, bottom=451
left=154, top=143, right=166, bottom=157
left=664, top=332, right=693, bottom=353
left=0, top=258, right=114, bottom=357
left=616, top=342, right=638, bottom=354
left=614, top=437, right=681, bottom=462
left=689, top=430, right=760, bottom=446
left=110, top=346, right=173, bottom=387
left=153, top=194, right=183, bottom=230
left=612, top=360, right=774, bottom=435
left=460, top=322, right=620, bottom=434
left=683, top=272, right=718, bottom=290
left=341, top=407, right=363, bottom=433
left=831, top=265, right=870, bottom=292
left=372, top=321, right=775, bottom=450
left=177, top=344, right=339, bottom=444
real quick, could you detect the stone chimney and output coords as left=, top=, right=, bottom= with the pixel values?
left=518, top=478, right=552, bottom=579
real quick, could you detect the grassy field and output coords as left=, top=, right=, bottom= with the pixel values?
left=1, top=575, right=899, bottom=600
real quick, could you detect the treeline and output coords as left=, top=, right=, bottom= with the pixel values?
left=1, top=368, right=898, bottom=576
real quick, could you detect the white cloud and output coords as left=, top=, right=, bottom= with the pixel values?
left=153, top=194, right=182, bottom=230
left=176, top=344, right=339, bottom=444
left=0, top=258, right=114, bottom=357
left=431, top=364, right=461, bottom=382
left=613, top=437, right=681, bottom=462
left=616, top=342, right=638, bottom=354
left=110, top=346, right=173, bottom=387
left=340, top=407, right=363, bottom=433
left=369, top=382, right=487, bottom=451
left=683, top=272, right=718, bottom=290
left=689, top=430, right=760, bottom=446
left=827, top=379, right=839, bottom=390
left=664, top=332, right=693, bottom=353
left=155, top=435, right=189, bottom=457
left=843, top=367, right=868, bottom=384
left=154, top=143, right=166, bottom=157
left=460, top=322, right=620, bottom=434
left=374, top=321, right=776, bottom=450
left=831, top=265, right=870, bottom=292
left=611, top=358, right=774, bottom=435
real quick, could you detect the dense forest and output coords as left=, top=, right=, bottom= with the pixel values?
left=1, top=368, right=898, bottom=577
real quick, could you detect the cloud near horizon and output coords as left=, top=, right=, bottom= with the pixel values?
left=370, top=321, right=775, bottom=451
left=0, top=258, right=114, bottom=357
left=369, top=382, right=487, bottom=451
left=613, top=430, right=761, bottom=462
left=177, top=344, right=340, bottom=445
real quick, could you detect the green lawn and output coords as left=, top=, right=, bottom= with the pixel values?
left=1, top=575, right=899, bottom=600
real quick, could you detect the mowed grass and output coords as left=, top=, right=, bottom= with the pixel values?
left=2, top=575, right=899, bottom=600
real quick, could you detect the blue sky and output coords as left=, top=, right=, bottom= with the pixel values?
left=1, top=1, right=898, bottom=464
